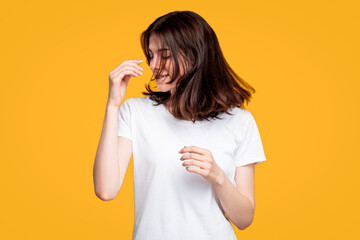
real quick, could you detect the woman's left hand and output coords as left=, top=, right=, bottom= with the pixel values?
left=179, top=146, right=225, bottom=185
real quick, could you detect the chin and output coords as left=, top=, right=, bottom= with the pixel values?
left=158, top=89, right=170, bottom=93
left=156, top=85, right=169, bottom=92
left=156, top=82, right=175, bottom=93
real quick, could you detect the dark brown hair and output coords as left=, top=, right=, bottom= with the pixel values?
left=140, top=10, right=256, bottom=122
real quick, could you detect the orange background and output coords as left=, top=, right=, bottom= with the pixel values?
left=1, top=0, right=359, bottom=239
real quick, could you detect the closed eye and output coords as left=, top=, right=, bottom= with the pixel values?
left=148, top=55, right=171, bottom=61
left=148, top=48, right=171, bottom=61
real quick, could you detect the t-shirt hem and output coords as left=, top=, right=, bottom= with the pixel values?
left=118, top=132, right=132, bottom=141
left=235, top=155, right=266, bottom=167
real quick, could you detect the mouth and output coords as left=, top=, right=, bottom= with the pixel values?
left=155, top=74, right=169, bottom=82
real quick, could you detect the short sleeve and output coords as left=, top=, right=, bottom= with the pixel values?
left=117, top=98, right=132, bottom=140
left=234, top=112, right=266, bottom=167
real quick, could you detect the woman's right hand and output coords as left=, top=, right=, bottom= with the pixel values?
left=107, top=59, right=143, bottom=107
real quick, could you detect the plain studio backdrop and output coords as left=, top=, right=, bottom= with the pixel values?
left=0, top=0, right=359, bottom=239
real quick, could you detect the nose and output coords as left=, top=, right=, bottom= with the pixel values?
left=149, top=55, right=160, bottom=73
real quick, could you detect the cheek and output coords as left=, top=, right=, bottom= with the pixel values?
left=166, top=62, right=173, bottom=73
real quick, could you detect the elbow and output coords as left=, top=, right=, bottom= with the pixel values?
left=236, top=213, right=254, bottom=230
left=96, top=192, right=116, bottom=201
left=237, top=221, right=253, bottom=230
left=93, top=180, right=120, bottom=201
left=95, top=189, right=118, bottom=201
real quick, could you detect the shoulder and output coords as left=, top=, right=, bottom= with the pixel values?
left=121, top=96, right=159, bottom=116
left=218, top=107, right=257, bottom=137
left=221, top=107, right=254, bottom=125
left=122, top=96, right=153, bottom=107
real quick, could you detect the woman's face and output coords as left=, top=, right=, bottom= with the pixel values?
left=148, top=34, right=186, bottom=94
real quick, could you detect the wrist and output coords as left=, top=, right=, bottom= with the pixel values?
left=106, top=103, right=119, bottom=112
left=213, top=170, right=226, bottom=186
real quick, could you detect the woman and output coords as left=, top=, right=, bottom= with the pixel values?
left=93, top=10, right=266, bottom=240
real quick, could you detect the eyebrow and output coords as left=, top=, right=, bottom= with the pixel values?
left=148, top=48, right=170, bottom=53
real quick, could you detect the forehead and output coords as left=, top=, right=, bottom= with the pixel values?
left=148, top=34, right=169, bottom=51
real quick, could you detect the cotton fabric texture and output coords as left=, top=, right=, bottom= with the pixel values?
left=118, top=96, right=266, bottom=240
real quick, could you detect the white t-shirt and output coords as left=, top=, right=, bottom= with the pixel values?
left=118, top=96, right=266, bottom=240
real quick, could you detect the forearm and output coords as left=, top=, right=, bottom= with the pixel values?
left=213, top=172, right=254, bottom=230
left=93, top=104, right=121, bottom=200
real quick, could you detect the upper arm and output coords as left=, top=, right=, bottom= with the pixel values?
left=117, top=136, right=133, bottom=194
left=234, top=163, right=255, bottom=210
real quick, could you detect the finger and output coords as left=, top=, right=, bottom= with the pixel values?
left=114, top=69, right=139, bottom=78
left=132, top=59, right=143, bottom=63
left=179, top=146, right=209, bottom=155
left=185, top=166, right=208, bottom=175
left=113, top=62, right=143, bottom=74
left=113, top=67, right=142, bottom=78
left=123, top=59, right=143, bottom=65
left=119, top=67, right=142, bottom=76
left=182, top=159, right=210, bottom=169
left=111, top=67, right=141, bottom=78
left=121, top=61, right=144, bottom=70
left=112, top=60, right=143, bottom=73
left=122, top=64, right=143, bottom=74
left=180, top=153, right=207, bottom=162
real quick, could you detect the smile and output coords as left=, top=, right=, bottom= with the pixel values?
left=155, top=74, right=169, bottom=82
